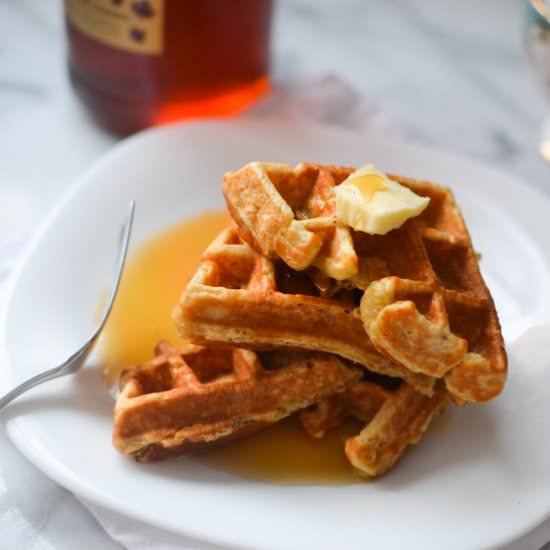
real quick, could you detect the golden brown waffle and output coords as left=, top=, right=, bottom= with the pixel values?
left=113, top=341, right=361, bottom=461
left=299, top=380, right=391, bottom=438
left=219, top=163, right=507, bottom=403
left=300, top=381, right=448, bottom=477
left=358, top=175, right=506, bottom=403
left=172, top=226, right=436, bottom=395
left=223, top=162, right=357, bottom=280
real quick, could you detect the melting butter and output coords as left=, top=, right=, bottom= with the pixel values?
left=335, top=164, right=430, bottom=235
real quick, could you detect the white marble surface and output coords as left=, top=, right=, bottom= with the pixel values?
left=1, top=0, right=550, bottom=549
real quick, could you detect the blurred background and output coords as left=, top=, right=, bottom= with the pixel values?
left=0, top=0, right=548, bottom=246
left=1, top=0, right=550, bottom=548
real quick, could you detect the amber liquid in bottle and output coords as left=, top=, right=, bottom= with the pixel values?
left=65, top=0, right=273, bottom=135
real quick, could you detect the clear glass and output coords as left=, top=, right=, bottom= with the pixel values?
left=526, top=0, right=550, bottom=161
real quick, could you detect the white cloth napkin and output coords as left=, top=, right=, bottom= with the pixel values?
left=2, top=75, right=550, bottom=550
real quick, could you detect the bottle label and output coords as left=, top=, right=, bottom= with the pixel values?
left=65, top=0, right=164, bottom=55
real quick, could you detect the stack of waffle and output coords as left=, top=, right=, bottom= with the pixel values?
left=113, top=162, right=507, bottom=477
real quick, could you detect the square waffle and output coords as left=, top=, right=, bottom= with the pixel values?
left=172, top=226, right=436, bottom=395
left=210, top=162, right=507, bottom=404
left=113, top=341, right=361, bottom=461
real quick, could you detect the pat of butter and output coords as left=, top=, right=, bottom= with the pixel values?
left=335, top=164, right=430, bottom=234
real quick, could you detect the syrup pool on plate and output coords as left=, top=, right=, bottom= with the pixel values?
left=99, top=211, right=230, bottom=385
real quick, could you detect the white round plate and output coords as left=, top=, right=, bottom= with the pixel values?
left=2, top=119, right=550, bottom=550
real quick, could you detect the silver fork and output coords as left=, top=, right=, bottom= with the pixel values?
left=0, top=200, right=135, bottom=410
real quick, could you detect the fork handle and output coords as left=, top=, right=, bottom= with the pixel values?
left=0, top=367, right=64, bottom=410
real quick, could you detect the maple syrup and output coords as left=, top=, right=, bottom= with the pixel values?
left=99, top=211, right=370, bottom=484
left=65, top=0, right=273, bottom=135
left=99, top=211, right=230, bottom=385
